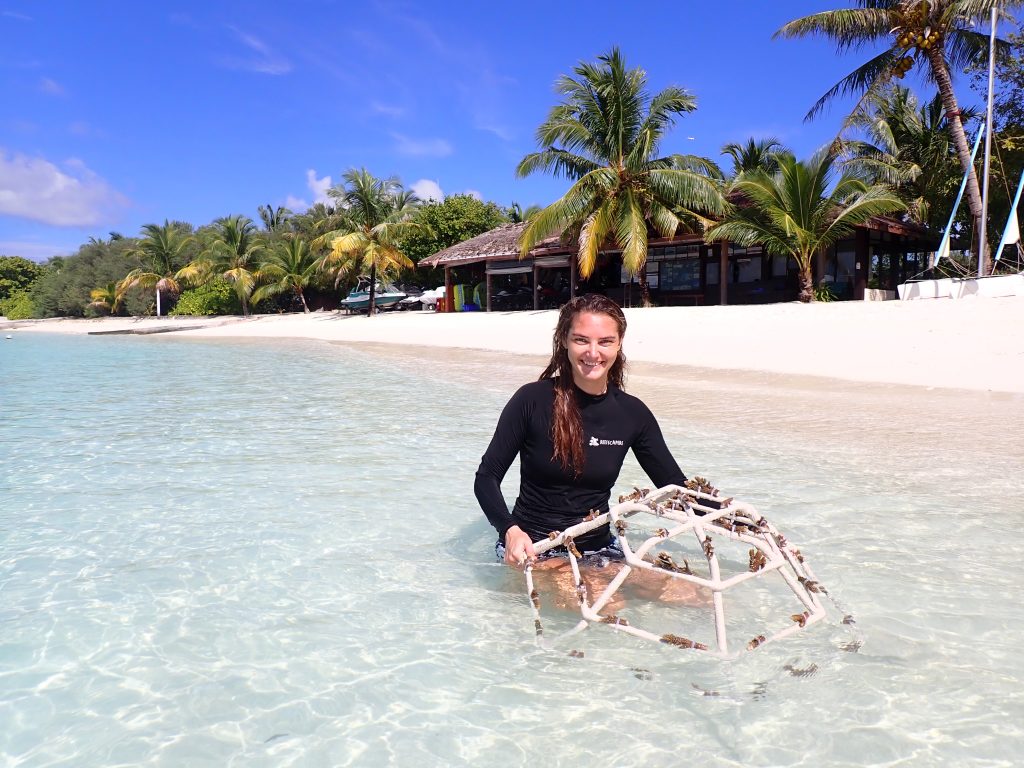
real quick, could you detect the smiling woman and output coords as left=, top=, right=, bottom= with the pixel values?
left=474, top=294, right=689, bottom=568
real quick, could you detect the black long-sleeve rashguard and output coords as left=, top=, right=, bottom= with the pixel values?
left=474, top=378, right=688, bottom=552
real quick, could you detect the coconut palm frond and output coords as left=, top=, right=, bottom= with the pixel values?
left=577, top=200, right=617, bottom=278
left=807, top=49, right=899, bottom=121
left=615, top=190, right=650, bottom=276
left=517, top=48, right=726, bottom=299
left=774, top=8, right=894, bottom=51
left=648, top=168, right=729, bottom=217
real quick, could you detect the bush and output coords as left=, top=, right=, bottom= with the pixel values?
left=813, top=282, right=837, bottom=302
left=0, top=256, right=45, bottom=302
left=0, top=290, right=36, bottom=319
left=170, top=279, right=241, bottom=316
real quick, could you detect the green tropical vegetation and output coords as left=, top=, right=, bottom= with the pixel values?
left=0, top=256, right=46, bottom=318
left=257, top=203, right=293, bottom=232
left=841, top=85, right=970, bottom=229
left=169, top=278, right=242, bottom=316
left=251, top=236, right=319, bottom=312
left=968, top=19, right=1024, bottom=271
left=181, top=215, right=264, bottom=316
left=6, top=13, right=1024, bottom=318
left=0, top=256, right=44, bottom=301
left=722, top=137, right=787, bottom=179
left=316, top=169, right=423, bottom=316
left=118, top=220, right=195, bottom=317
left=776, top=0, right=1019, bottom=273
left=706, top=148, right=906, bottom=302
left=398, top=195, right=507, bottom=265
left=86, top=282, right=125, bottom=315
left=516, top=47, right=727, bottom=305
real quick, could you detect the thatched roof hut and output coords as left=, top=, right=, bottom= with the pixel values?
left=419, top=222, right=565, bottom=268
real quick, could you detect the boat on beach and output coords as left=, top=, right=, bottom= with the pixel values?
left=339, top=277, right=407, bottom=313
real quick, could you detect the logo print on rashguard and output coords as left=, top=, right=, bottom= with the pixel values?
left=589, top=436, right=624, bottom=447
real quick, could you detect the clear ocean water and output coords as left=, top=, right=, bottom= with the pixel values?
left=2, top=331, right=1023, bottom=767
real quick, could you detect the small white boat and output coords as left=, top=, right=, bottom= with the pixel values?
left=340, top=277, right=406, bottom=312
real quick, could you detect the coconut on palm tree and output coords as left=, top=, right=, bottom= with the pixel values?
left=516, top=47, right=727, bottom=306
left=252, top=235, right=320, bottom=312
left=706, top=148, right=906, bottom=302
left=775, top=0, right=1015, bottom=272
left=118, top=220, right=193, bottom=316
left=317, top=169, right=421, bottom=316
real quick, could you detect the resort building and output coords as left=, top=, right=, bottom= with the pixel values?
left=420, top=219, right=938, bottom=310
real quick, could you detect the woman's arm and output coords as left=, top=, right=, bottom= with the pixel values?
left=630, top=400, right=688, bottom=488
left=474, top=386, right=530, bottom=540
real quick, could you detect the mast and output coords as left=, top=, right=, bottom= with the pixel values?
left=978, top=5, right=998, bottom=278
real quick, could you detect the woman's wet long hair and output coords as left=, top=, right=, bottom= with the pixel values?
left=539, top=294, right=627, bottom=477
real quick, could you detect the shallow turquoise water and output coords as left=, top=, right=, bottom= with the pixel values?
left=2, top=332, right=1023, bottom=767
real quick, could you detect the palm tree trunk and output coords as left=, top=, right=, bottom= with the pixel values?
left=368, top=262, right=377, bottom=317
left=927, top=46, right=987, bottom=273
left=798, top=262, right=814, bottom=303
left=639, top=273, right=652, bottom=307
left=298, top=288, right=310, bottom=313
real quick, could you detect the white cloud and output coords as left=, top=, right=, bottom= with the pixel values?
left=411, top=179, right=443, bottom=202
left=39, top=77, right=65, bottom=96
left=221, top=26, right=291, bottom=75
left=2, top=10, right=32, bottom=21
left=391, top=132, right=453, bottom=157
left=0, top=150, right=128, bottom=226
left=283, top=195, right=308, bottom=212
left=463, top=189, right=482, bottom=200
left=370, top=101, right=405, bottom=118
left=306, top=169, right=332, bottom=204
left=284, top=169, right=334, bottom=212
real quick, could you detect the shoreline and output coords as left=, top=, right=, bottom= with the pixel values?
left=5, top=296, right=1024, bottom=393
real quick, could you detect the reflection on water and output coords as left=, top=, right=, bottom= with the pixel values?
left=2, top=334, right=1023, bottom=766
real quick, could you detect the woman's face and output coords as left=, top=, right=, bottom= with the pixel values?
left=565, top=311, right=621, bottom=394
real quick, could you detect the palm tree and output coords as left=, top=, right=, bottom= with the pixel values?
left=843, top=84, right=973, bottom=227
left=182, top=215, right=264, bottom=315
left=775, top=0, right=1014, bottom=272
left=252, top=236, right=319, bottom=312
left=119, top=220, right=193, bottom=316
left=722, top=137, right=788, bottom=179
left=317, top=169, right=421, bottom=316
left=705, top=148, right=906, bottom=302
left=289, top=202, right=341, bottom=241
left=257, top=203, right=292, bottom=232
left=507, top=202, right=543, bottom=223
left=516, top=47, right=727, bottom=305
left=87, top=282, right=125, bottom=315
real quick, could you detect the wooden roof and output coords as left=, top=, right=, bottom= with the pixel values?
left=420, top=215, right=938, bottom=269
left=419, top=222, right=565, bottom=267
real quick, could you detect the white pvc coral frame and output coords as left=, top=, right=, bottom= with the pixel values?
left=524, top=484, right=827, bottom=657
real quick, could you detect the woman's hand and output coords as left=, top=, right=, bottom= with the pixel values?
left=504, top=525, right=536, bottom=568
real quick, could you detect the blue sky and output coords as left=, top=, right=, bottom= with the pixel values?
left=0, top=1, right=989, bottom=261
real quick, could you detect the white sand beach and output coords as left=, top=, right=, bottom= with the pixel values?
left=6, top=296, right=1024, bottom=393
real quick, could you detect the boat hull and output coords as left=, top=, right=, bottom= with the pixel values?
left=340, top=291, right=406, bottom=311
